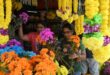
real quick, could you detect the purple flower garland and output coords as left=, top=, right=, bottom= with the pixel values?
left=0, top=39, right=22, bottom=49
left=103, top=36, right=110, bottom=46
left=84, top=24, right=100, bottom=34
left=0, top=28, right=8, bottom=35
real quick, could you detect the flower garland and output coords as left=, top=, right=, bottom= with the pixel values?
left=99, top=0, right=109, bottom=35
left=73, top=0, right=78, bottom=13
left=108, top=1, right=110, bottom=31
left=93, top=44, right=110, bottom=64
left=13, top=1, right=22, bottom=11
left=75, top=15, right=84, bottom=35
left=56, top=0, right=79, bottom=24
left=0, top=0, right=12, bottom=46
left=3, top=0, right=12, bottom=29
left=85, top=0, right=99, bottom=19
left=56, top=0, right=71, bottom=20
left=82, top=32, right=104, bottom=50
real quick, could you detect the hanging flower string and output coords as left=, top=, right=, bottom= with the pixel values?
left=84, top=24, right=100, bottom=34
left=0, top=0, right=12, bottom=47
left=0, top=28, right=8, bottom=35
left=103, top=36, right=110, bottom=46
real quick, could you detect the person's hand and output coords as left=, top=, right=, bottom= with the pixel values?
left=63, top=48, right=68, bottom=53
left=69, top=53, right=78, bottom=59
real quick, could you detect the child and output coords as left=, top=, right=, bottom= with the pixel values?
left=19, top=20, right=45, bottom=53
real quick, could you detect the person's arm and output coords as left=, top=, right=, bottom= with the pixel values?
left=79, top=50, right=86, bottom=60
left=69, top=49, right=86, bottom=60
left=19, top=25, right=29, bottom=41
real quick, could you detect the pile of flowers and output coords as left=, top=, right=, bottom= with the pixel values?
left=29, top=48, right=57, bottom=75
left=0, top=48, right=69, bottom=75
left=101, top=61, right=110, bottom=75
left=0, top=51, right=32, bottom=75
left=0, top=39, right=36, bottom=58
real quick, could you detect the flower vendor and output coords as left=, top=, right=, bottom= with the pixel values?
left=59, top=23, right=86, bottom=75
left=19, top=20, right=46, bottom=53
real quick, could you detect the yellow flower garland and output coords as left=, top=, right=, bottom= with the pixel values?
left=93, top=44, right=110, bottom=64
left=75, top=15, right=84, bottom=35
left=85, top=0, right=99, bottom=19
left=108, top=0, right=110, bottom=32
left=57, top=0, right=79, bottom=23
left=0, top=0, right=12, bottom=29
left=0, top=0, right=4, bottom=28
left=73, top=0, right=78, bottom=13
left=82, top=37, right=104, bottom=50
left=0, top=0, right=12, bottom=45
left=99, top=0, right=109, bottom=35
left=0, top=35, right=9, bottom=45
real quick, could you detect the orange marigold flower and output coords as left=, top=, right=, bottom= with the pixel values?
left=8, top=60, right=17, bottom=71
left=40, top=48, right=48, bottom=55
left=70, top=35, right=80, bottom=48
left=0, top=71, right=5, bottom=75
left=49, top=50, right=55, bottom=58
left=24, top=70, right=32, bottom=75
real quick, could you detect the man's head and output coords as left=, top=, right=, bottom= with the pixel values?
left=62, top=23, right=74, bottom=39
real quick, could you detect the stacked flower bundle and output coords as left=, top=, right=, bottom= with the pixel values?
left=0, top=48, right=68, bottom=75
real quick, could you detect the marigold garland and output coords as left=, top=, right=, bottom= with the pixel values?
left=93, top=44, right=110, bottom=64
left=57, top=0, right=79, bottom=23
left=0, top=0, right=12, bottom=29
left=75, top=15, right=84, bottom=35
left=0, top=0, right=12, bottom=45
left=108, top=1, right=110, bottom=31
left=0, top=35, right=9, bottom=45
left=73, top=0, right=78, bottom=13
left=85, top=0, right=99, bottom=19
left=82, top=33, right=104, bottom=51
left=99, top=0, right=109, bottom=35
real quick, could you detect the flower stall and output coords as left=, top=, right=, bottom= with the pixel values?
left=1, top=0, right=110, bottom=75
